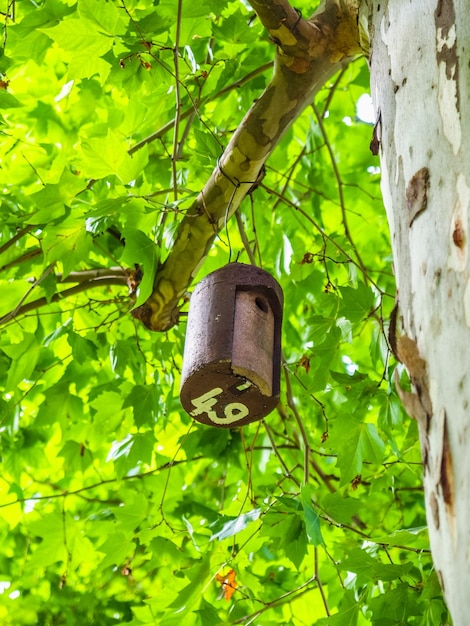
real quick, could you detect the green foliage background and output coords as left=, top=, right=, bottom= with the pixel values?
left=0, top=1, right=447, bottom=624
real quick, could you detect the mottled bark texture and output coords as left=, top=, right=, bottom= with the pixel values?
left=133, top=0, right=361, bottom=331
left=366, top=1, right=470, bottom=623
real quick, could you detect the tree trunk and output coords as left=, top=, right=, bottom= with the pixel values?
left=366, top=0, right=470, bottom=622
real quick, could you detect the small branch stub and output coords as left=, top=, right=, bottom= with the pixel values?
left=180, top=263, right=283, bottom=427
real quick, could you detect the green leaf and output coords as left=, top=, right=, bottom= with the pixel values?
left=332, top=416, right=385, bottom=484
left=193, top=598, right=223, bottom=626
left=122, top=384, right=161, bottom=428
left=41, top=17, right=113, bottom=80
left=283, top=515, right=308, bottom=569
left=192, top=127, right=223, bottom=164
left=368, top=583, right=422, bottom=623
left=2, top=334, right=40, bottom=390
left=27, top=512, right=68, bottom=569
left=110, top=339, right=146, bottom=384
left=58, top=440, right=92, bottom=473
left=182, top=427, right=232, bottom=460
left=315, top=590, right=360, bottom=626
left=107, top=431, right=156, bottom=479
left=0, top=90, right=23, bottom=109
left=261, top=503, right=308, bottom=569
left=339, top=282, right=375, bottom=323
left=99, top=531, right=135, bottom=568
left=90, top=390, right=125, bottom=434
left=306, top=314, right=337, bottom=340
left=78, top=0, right=127, bottom=35
left=169, top=559, right=211, bottom=611
left=77, top=132, right=148, bottom=183
left=300, top=485, right=323, bottom=546
left=113, top=492, right=148, bottom=532
left=43, top=18, right=112, bottom=55
left=27, top=171, right=85, bottom=225
left=67, top=331, right=98, bottom=365
left=149, top=537, right=186, bottom=567
left=120, top=228, right=158, bottom=307
left=371, top=526, right=429, bottom=550
left=212, top=10, right=259, bottom=45
left=41, top=219, right=92, bottom=278
left=210, top=508, right=261, bottom=541
left=338, top=548, right=411, bottom=584
left=35, top=381, right=85, bottom=428
left=320, top=493, right=362, bottom=526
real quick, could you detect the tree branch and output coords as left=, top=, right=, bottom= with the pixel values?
left=133, top=0, right=362, bottom=331
left=0, top=247, right=42, bottom=272
left=0, top=276, right=128, bottom=326
left=53, top=267, right=128, bottom=283
left=248, top=0, right=325, bottom=58
left=0, top=225, right=34, bottom=257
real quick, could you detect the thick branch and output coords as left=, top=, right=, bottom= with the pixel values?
left=133, top=0, right=361, bottom=331
left=248, top=0, right=324, bottom=58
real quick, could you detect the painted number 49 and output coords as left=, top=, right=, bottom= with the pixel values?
left=190, top=387, right=249, bottom=425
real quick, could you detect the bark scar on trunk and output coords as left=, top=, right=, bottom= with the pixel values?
left=406, top=167, right=430, bottom=226
left=439, top=412, right=455, bottom=511
left=429, top=491, right=440, bottom=530
left=434, top=0, right=460, bottom=113
left=394, top=335, right=432, bottom=468
left=369, top=109, right=381, bottom=156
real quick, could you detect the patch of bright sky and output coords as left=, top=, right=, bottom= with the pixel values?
left=342, top=355, right=358, bottom=375
left=55, top=80, right=74, bottom=102
left=356, top=94, right=376, bottom=124
left=342, top=94, right=375, bottom=126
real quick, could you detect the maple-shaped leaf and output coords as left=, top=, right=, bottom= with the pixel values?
left=215, top=569, right=237, bottom=601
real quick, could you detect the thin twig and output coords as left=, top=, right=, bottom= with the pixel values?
left=235, top=211, right=257, bottom=265
left=312, top=101, right=369, bottom=279
left=231, top=576, right=317, bottom=624
left=248, top=194, right=263, bottom=266
left=314, top=546, right=330, bottom=616
left=264, top=421, right=301, bottom=487
left=263, top=182, right=384, bottom=293
left=4, top=263, right=56, bottom=323
left=61, top=497, right=71, bottom=589
left=271, top=146, right=307, bottom=212
left=0, top=276, right=128, bottom=326
left=0, top=247, right=42, bottom=272
left=128, top=62, right=273, bottom=155
left=0, top=455, right=203, bottom=510
left=171, top=0, right=183, bottom=202
left=0, top=225, right=34, bottom=257
left=318, top=66, right=348, bottom=119
left=283, top=359, right=310, bottom=486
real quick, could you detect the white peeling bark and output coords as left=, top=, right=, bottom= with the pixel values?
left=366, top=1, right=470, bottom=623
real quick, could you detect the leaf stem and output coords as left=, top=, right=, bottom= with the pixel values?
left=315, top=546, right=330, bottom=617
left=312, top=101, right=369, bottom=279
left=236, top=211, right=257, bottom=265
left=283, top=360, right=310, bottom=486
